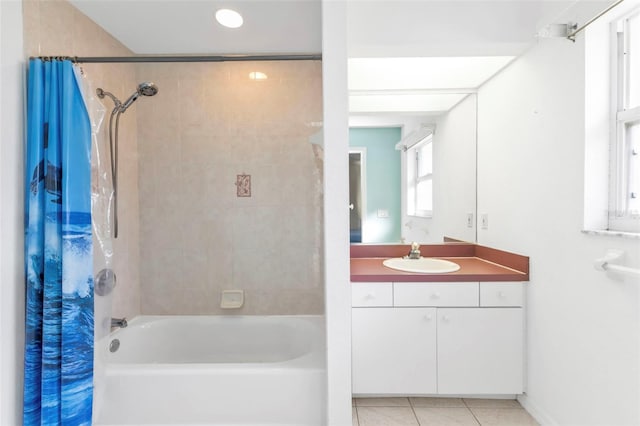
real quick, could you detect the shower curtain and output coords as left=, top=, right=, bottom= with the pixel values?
left=24, top=58, right=94, bottom=426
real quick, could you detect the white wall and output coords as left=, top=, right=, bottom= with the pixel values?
left=322, top=1, right=352, bottom=424
left=477, top=21, right=640, bottom=426
left=0, top=0, right=25, bottom=424
left=403, top=95, right=477, bottom=244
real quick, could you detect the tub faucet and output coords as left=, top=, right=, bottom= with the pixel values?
left=407, top=242, right=421, bottom=259
left=111, top=317, right=128, bottom=329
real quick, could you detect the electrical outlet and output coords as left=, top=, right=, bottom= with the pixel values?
left=480, top=214, right=489, bottom=230
left=466, top=213, right=474, bottom=228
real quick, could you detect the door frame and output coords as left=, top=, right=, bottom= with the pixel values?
left=349, top=148, right=367, bottom=242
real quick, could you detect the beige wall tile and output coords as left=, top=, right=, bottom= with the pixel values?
left=24, top=1, right=142, bottom=321
left=137, top=61, right=323, bottom=315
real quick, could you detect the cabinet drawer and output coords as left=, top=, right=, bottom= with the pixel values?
left=480, top=282, right=523, bottom=307
left=394, top=283, right=479, bottom=307
left=352, top=282, right=393, bottom=307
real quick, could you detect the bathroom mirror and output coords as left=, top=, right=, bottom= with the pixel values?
left=348, top=92, right=477, bottom=244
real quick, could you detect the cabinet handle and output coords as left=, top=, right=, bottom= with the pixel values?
left=364, top=293, right=374, bottom=300
left=498, top=292, right=505, bottom=298
left=423, top=315, right=433, bottom=321
left=431, top=292, right=441, bottom=299
left=441, top=315, right=450, bottom=322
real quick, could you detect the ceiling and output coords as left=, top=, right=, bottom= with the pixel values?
left=69, top=0, right=322, bottom=55
left=70, top=0, right=613, bottom=116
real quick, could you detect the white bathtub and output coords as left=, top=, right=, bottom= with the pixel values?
left=95, top=315, right=326, bottom=426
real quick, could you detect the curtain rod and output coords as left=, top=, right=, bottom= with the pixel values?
left=32, top=54, right=322, bottom=63
left=567, top=0, right=625, bottom=41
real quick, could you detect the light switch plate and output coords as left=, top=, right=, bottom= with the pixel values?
left=480, top=213, right=489, bottom=230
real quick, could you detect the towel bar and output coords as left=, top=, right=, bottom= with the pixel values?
left=594, top=249, right=640, bottom=278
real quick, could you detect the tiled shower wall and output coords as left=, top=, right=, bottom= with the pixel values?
left=135, top=61, right=324, bottom=314
left=24, top=0, right=324, bottom=316
left=23, top=0, right=142, bottom=320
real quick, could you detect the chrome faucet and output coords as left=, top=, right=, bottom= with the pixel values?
left=111, top=317, right=128, bottom=329
left=407, top=242, right=421, bottom=259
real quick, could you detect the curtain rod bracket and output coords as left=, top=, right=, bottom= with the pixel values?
left=565, top=0, right=625, bottom=42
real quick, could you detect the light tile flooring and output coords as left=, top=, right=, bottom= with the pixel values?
left=352, top=397, right=540, bottom=426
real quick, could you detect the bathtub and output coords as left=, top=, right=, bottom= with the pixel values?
left=95, top=315, right=326, bottom=426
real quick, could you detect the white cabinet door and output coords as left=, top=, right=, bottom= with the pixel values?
left=437, top=308, right=523, bottom=394
left=352, top=307, right=437, bottom=394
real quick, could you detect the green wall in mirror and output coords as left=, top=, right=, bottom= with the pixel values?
left=349, top=127, right=402, bottom=243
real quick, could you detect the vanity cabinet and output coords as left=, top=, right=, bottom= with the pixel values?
left=352, top=307, right=437, bottom=394
left=351, top=281, right=524, bottom=396
left=437, top=307, right=523, bottom=394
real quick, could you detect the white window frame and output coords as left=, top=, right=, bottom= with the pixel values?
left=407, top=135, right=433, bottom=218
left=609, top=8, right=640, bottom=233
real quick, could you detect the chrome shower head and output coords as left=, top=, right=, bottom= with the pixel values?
left=138, top=82, right=158, bottom=97
left=120, top=81, right=159, bottom=112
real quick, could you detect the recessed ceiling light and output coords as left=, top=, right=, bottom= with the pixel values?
left=215, top=9, right=243, bottom=29
left=249, top=72, right=268, bottom=81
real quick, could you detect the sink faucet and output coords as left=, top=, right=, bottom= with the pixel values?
left=407, top=242, right=421, bottom=259
left=111, top=317, right=128, bottom=329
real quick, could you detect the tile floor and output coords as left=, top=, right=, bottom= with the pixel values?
left=352, top=397, right=540, bottom=426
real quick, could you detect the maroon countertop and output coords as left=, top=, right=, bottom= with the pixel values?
left=350, top=242, right=529, bottom=283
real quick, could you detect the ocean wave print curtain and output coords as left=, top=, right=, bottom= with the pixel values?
left=24, top=59, right=94, bottom=426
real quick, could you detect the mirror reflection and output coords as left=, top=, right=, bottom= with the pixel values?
left=348, top=91, right=477, bottom=244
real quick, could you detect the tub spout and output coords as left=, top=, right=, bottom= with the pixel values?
left=111, top=317, right=128, bottom=328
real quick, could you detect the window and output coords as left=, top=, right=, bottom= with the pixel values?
left=610, top=9, right=640, bottom=233
left=407, top=135, right=433, bottom=217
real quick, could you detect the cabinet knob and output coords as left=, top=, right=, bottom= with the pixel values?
left=498, top=292, right=505, bottom=298
left=423, top=315, right=433, bottom=321
left=431, top=292, right=441, bottom=299
left=364, top=293, right=374, bottom=300
left=442, top=315, right=450, bottom=322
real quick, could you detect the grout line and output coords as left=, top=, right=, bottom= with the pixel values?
left=463, top=398, right=484, bottom=425
left=408, top=398, right=422, bottom=426
left=465, top=403, right=483, bottom=426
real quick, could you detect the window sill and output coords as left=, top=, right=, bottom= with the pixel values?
left=408, top=213, right=433, bottom=219
left=581, top=229, right=640, bottom=240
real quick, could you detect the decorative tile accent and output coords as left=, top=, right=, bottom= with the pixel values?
left=236, top=173, right=251, bottom=197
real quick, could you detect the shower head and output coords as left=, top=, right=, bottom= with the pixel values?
left=120, top=81, right=159, bottom=112
left=138, top=82, right=158, bottom=97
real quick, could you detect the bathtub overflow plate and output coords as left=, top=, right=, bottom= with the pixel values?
left=109, top=339, right=120, bottom=353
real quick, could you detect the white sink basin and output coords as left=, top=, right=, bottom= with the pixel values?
left=382, top=257, right=460, bottom=274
